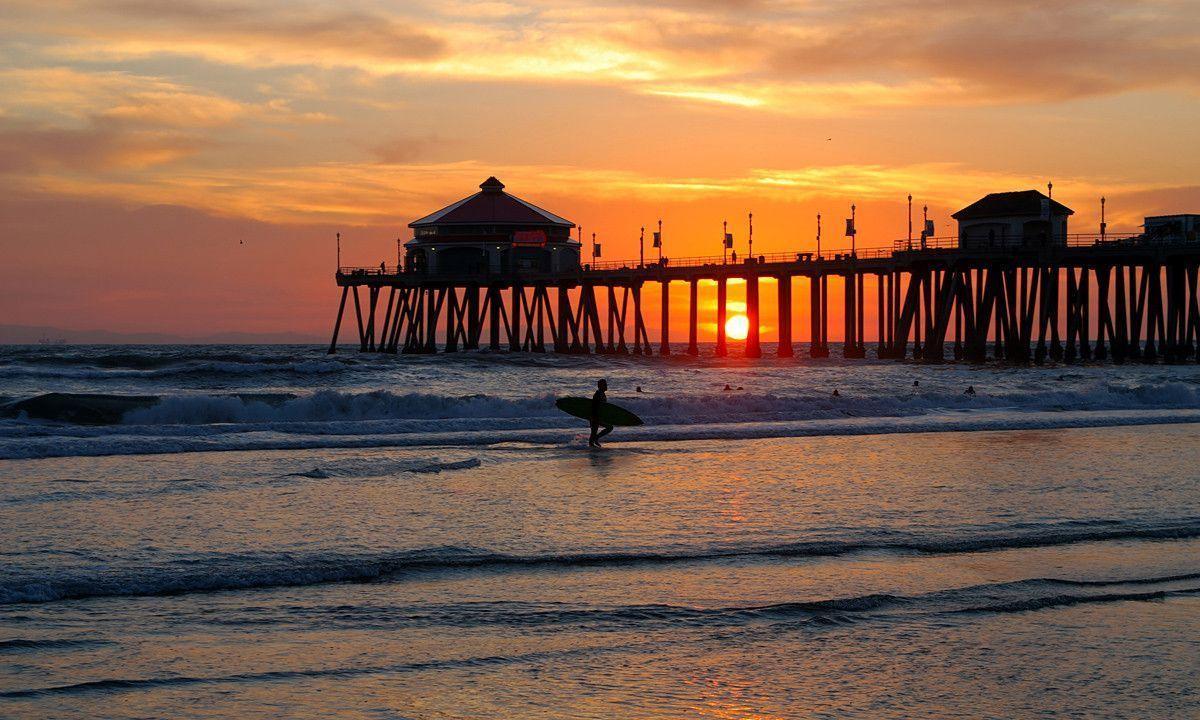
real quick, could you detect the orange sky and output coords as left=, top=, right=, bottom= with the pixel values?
left=2, top=0, right=1199, bottom=339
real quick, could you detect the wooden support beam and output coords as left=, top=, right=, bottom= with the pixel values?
left=809, top=275, right=821, bottom=357
left=1129, top=266, right=1146, bottom=359
left=583, top=284, right=603, bottom=352
left=488, top=285, right=502, bottom=351
left=688, top=280, right=699, bottom=355
left=387, top=288, right=411, bottom=353
left=820, top=274, right=830, bottom=355
left=424, top=287, right=446, bottom=353
left=556, top=285, right=571, bottom=353
left=377, top=288, right=396, bottom=353
left=444, top=287, right=460, bottom=353
left=1186, top=263, right=1200, bottom=361
left=1113, top=264, right=1129, bottom=362
left=364, top=287, right=380, bottom=352
left=510, top=286, right=523, bottom=352
left=1064, top=267, right=1079, bottom=362
left=891, top=270, right=901, bottom=355
left=857, top=271, right=865, bottom=355
left=1080, top=268, right=1092, bottom=360
left=352, top=286, right=367, bottom=352
left=746, top=275, right=761, bottom=358
left=716, top=278, right=728, bottom=357
left=660, top=280, right=671, bottom=355
left=632, top=283, right=650, bottom=354
left=403, top=287, right=425, bottom=353
left=1145, top=263, right=1164, bottom=361
left=894, top=269, right=926, bottom=360
left=327, top=286, right=349, bottom=354
left=778, top=275, right=793, bottom=358
left=843, top=273, right=857, bottom=358
left=876, top=273, right=885, bottom=358
left=466, top=285, right=481, bottom=350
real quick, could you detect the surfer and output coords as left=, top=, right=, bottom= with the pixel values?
left=590, top=379, right=614, bottom=447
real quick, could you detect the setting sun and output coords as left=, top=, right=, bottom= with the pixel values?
left=725, top=314, right=750, bottom=340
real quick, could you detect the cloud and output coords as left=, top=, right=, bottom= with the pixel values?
left=12, top=0, right=446, bottom=67
left=5, top=155, right=1177, bottom=228
left=370, top=137, right=436, bottom=164
left=0, top=118, right=208, bottom=173
left=763, top=0, right=1200, bottom=103
left=5, top=0, right=1197, bottom=114
left=0, top=67, right=255, bottom=126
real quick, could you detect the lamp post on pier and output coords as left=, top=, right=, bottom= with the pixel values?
left=639, top=226, right=645, bottom=268
left=847, top=204, right=857, bottom=255
left=922, top=205, right=929, bottom=250
left=907, top=195, right=913, bottom=249
left=1100, top=196, right=1107, bottom=241
left=748, top=212, right=754, bottom=261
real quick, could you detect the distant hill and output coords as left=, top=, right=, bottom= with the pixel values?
left=0, top=324, right=324, bottom=345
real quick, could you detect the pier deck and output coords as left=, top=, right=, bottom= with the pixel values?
left=330, top=234, right=1200, bottom=363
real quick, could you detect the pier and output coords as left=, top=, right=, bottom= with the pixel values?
left=329, top=235, right=1200, bottom=363
left=328, top=179, right=1200, bottom=363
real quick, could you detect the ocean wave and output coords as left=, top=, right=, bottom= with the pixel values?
left=4, top=520, right=1198, bottom=604
left=255, top=575, right=1200, bottom=630
left=0, top=360, right=356, bottom=381
left=6, top=576, right=1193, bottom=701
left=4, top=407, right=1200, bottom=459
left=5, top=377, right=1200, bottom=429
left=2, top=457, right=482, bottom=506
left=0, top=644, right=605, bottom=699
left=0, top=637, right=112, bottom=652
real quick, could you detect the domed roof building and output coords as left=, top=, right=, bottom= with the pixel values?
left=404, top=177, right=580, bottom=275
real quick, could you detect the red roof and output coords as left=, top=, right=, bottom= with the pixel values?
left=410, top=177, right=573, bottom=228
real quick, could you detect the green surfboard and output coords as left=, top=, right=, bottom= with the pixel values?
left=555, top=397, right=644, bottom=426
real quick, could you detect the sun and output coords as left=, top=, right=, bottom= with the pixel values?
left=725, top=314, right=750, bottom=340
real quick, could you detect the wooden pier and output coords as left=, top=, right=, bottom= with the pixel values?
left=329, top=235, right=1200, bottom=363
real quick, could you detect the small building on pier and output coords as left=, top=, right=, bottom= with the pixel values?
left=404, top=177, right=580, bottom=275
left=953, top=190, right=1073, bottom=250
left=1144, top=214, right=1200, bottom=243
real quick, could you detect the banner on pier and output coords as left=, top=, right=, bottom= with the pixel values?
left=513, top=230, right=547, bottom=246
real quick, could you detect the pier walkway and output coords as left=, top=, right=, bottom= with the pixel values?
left=330, top=234, right=1200, bottom=363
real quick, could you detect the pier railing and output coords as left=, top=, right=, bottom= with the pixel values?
left=338, top=232, right=1157, bottom=278
left=329, top=228, right=1200, bottom=364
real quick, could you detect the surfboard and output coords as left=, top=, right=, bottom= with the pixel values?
left=555, top=397, right=644, bottom=426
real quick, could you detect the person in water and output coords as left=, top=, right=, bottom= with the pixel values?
left=589, top=379, right=614, bottom=447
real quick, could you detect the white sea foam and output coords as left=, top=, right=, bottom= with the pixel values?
left=104, top=380, right=1200, bottom=427
left=4, top=408, right=1200, bottom=459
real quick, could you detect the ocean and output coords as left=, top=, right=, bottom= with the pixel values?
left=1, top=344, right=1198, bottom=718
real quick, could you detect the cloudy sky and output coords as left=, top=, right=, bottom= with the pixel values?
left=3, top=0, right=1198, bottom=337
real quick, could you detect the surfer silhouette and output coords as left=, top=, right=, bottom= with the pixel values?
left=590, top=379, right=614, bottom=447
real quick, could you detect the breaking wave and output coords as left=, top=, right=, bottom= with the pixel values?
left=4, top=378, right=1199, bottom=427
left=4, top=519, right=1198, bottom=604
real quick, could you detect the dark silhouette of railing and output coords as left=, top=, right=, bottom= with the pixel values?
left=328, top=229, right=1200, bottom=365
